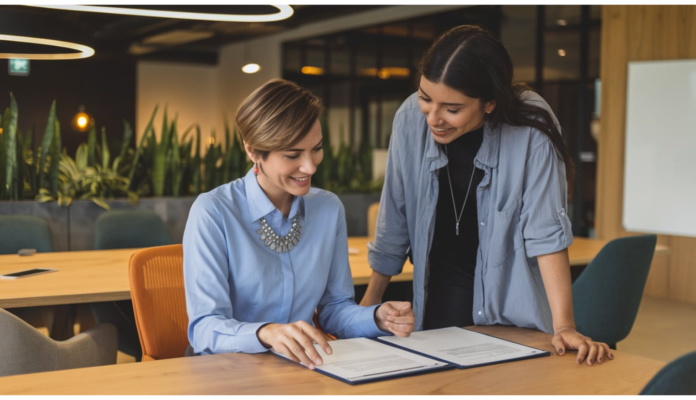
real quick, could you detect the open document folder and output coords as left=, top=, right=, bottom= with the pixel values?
left=274, top=327, right=549, bottom=385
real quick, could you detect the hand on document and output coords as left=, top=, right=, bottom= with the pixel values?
left=374, top=301, right=415, bottom=337
left=257, top=320, right=333, bottom=370
left=552, top=327, right=614, bottom=366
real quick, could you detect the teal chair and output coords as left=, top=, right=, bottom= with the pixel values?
left=573, top=234, right=657, bottom=350
left=0, top=215, right=53, bottom=254
left=0, top=216, right=79, bottom=339
left=640, top=351, right=696, bottom=395
left=91, top=210, right=173, bottom=361
left=94, top=210, right=172, bottom=250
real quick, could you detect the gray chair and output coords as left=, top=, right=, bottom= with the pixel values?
left=0, top=308, right=118, bottom=377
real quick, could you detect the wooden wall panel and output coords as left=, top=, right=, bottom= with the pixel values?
left=597, top=5, right=696, bottom=304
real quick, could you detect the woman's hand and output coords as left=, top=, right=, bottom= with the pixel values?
left=375, top=301, right=415, bottom=336
left=256, top=321, right=332, bottom=370
left=552, top=327, right=614, bottom=366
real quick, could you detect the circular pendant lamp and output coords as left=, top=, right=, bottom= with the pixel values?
left=0, top=9, right=95, bottom=60
left=23, top=5, right=294, bottom=23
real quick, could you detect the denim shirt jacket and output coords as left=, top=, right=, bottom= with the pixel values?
left=367, top=91, right=574, bottom=333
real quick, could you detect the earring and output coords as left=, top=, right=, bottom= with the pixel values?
left=253, top=163, right=258, bottom=175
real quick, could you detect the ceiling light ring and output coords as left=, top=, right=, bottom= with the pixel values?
left=24, top=5, right=294, bottom=23
left=0, top=34, right=95, bottom=60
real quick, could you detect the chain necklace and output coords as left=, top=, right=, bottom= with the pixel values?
left=444, top=145, right=476, bottom=236
left=256, top=214, right=301, bottom=253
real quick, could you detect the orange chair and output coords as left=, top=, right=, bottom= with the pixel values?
left=129, top=244, right=188, bottom=361
left=130, top=244, right=336, bottom=361
left=367, top=202, right=380, bottom=239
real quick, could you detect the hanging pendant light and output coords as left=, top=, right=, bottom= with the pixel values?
left=241, top=42, right=260, bottom=74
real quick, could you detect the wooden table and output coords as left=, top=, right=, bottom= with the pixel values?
left=348, top=236, right=670, bottom=285
left=0, top=325, right=664, bottom=395
left=0, top=237, right=670, bottom=308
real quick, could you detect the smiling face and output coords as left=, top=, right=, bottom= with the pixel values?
left=245, top=119, right=324, bottom=206
left=417, top=76, right=496, bottom=144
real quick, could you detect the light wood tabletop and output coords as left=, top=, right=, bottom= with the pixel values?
left=347, top=236, right=670, bottom=285
left=0, top=237, right=670, bottom=308
left=0, top=325, right=665, bottom=395
left=0, top=248, right=136, bottom=308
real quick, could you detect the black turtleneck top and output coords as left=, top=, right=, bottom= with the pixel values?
left=424, top=126, right=485, bottom=330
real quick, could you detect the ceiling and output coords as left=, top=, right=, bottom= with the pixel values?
left=0, top=5, right=384, bottom=64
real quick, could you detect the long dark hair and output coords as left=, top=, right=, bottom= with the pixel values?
left=419, top=25, right=575, bottom=191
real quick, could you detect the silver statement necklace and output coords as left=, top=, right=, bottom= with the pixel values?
left=444, top=145, right=476, bottom=236
left=256, top=214, right=301, bottom=253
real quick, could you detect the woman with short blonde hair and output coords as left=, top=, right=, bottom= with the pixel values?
left=183, top=78, right=414, bottom=367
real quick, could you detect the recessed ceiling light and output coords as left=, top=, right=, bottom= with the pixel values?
left=0, top=34, right=95, bottom=60
left=242, top=63, right=261, bottom=74
left=24, top=5, right=294, bottom=23
left=558, top=49, right=567, bottom=57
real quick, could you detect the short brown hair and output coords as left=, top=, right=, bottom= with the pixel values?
left=236, top=79, right=323, bottom=160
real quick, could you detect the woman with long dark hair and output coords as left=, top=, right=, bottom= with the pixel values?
left=361, top=25, right=612, bottom=366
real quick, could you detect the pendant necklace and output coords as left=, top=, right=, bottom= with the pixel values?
left=256, top=213, right=301, bottom=253
left=444, top=145, right=476, bottom=236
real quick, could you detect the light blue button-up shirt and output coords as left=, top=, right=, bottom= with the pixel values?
left=368, top=91, right=574, bottom=334
left=184, top=169, right=385, bottom=355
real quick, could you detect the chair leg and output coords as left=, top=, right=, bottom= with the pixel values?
left=90, top=301, right=142, bottom=361
left=43, top=304, right=77, bottom=341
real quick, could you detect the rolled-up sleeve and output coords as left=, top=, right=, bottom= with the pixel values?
left=183, top=194, right=269, bottom=354
left=520, top=141, right=574, bottom=258
left=367, top=113, right=411, bottom=276
left=319, top=201, right=387, bottom=338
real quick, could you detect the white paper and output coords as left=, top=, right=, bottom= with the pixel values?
left=378, top=327, right=545, bottom=367
left=274, top=338, right=448, bottom=383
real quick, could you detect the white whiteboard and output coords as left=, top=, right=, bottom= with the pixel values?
left=624, top=60, right=696, bottom=238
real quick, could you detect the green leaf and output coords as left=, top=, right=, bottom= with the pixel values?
left=87, top=125, right=96, bottom=167
left=76, top=143, right=88, bottom=171
left=118, top=120, right=133, bottom=162
left=151, top=107, right=170, bottom=196
left=192, top=125, right=201, bottom=195
left=48, top=119, right=61, bottom=195
left=91, top=197, right=110, bottom=211
left=37, top=100, right=56, bottom=192
left=3, top=94, right=19, bottom=199
left=127, top=105, right=159, bottom=190
left=0, top=108, right=9, bottom=199
left=170, top=120, right=182, bottom=197
left=101, top=127, right=110, bottom=170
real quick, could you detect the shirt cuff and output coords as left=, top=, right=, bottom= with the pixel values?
left=360, top=304, right=392, bottom=338
left=215, top=321, right=271, bottom=354
left=524, top=213, right=574, bottom=258
left=367, top=242, right=407, bottom=276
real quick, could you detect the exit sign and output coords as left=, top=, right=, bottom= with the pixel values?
left=9, top=59, right=30, bottom=76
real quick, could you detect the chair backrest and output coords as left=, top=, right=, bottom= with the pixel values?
left=640, top=351, right=696, bottom=395
left=572, top=234, right=657, bottom=345
left=0, top=216, right=54, bottom=255
left=0, top=308, right=116, bottom=377
left=94, top=210, right=172, bottom=250
left=129, top=244, right=188, bottom=361
left=367, top=202, right=379, bottom=239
